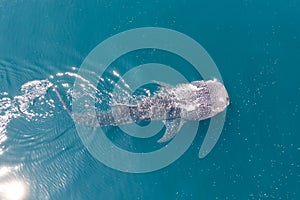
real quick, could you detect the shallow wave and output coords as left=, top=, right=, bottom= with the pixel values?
left=0, top=59, right=95, bottom=199
left=0, top=59, right=139, bottom=199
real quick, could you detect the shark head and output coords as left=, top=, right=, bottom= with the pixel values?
left=206, top=80, right=229, bottom=116
left=186, top=80, right=229, bottom=120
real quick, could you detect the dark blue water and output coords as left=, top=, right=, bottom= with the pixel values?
left=0, top=1, right=299, bottom=199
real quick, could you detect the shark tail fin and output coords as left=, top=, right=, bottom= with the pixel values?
left=51, top=86, right=72, bottom=116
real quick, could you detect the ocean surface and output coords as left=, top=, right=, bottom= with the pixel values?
left=0, top=1, right=299, bottom=199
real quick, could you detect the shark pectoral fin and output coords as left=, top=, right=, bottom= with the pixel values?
left=157, top=118, right=184, bottom=143
left=110, top=102, right=138, bottom=107
left=152, top=80, right=173, bottom=88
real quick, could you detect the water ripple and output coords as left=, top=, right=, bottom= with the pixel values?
left=0, top=58, right=99, bottom=199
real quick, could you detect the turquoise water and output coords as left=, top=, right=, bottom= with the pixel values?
left=0, top=1, right=299, bottom=199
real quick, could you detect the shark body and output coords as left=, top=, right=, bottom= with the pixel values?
left=67, top=80, right=229, bottom=143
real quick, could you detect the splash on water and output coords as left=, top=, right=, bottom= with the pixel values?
left=0, top=70, right=134, bottom=138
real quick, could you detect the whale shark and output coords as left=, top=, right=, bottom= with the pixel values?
left=54, top=80, right=229, bottom=143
